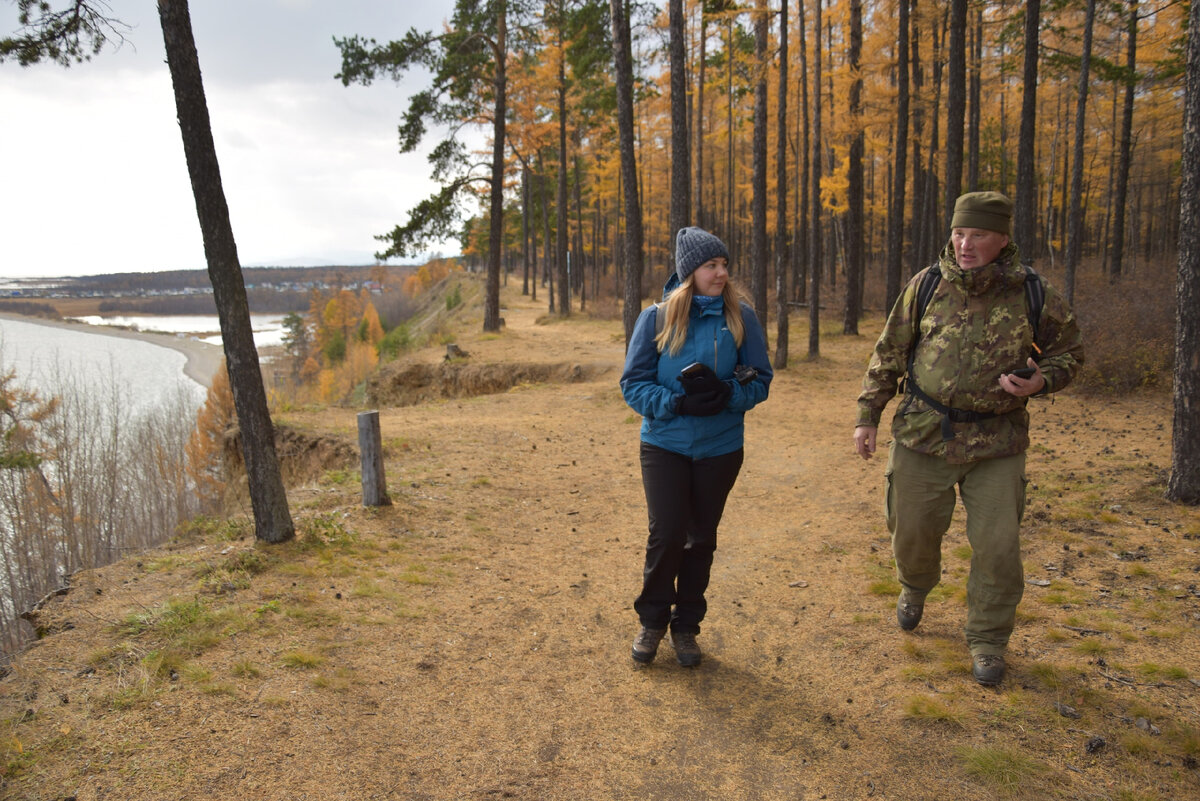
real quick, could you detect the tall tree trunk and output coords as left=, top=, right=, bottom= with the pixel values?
left=556, top=9, right=570, bottom=318
left=522, top=164, right=531, bottom=296
left=1168, top=0, right=1200, bottom=505
left=1014, top=0, right=1040, bottom=260
left=612, top=0, right=644, bottom=345
left=796, top=0, right=809, bottom=305
left=481, top=3, right=507, bottom=330
left=751, top=0, right=769, bottom=331
left=574, top=150, right=586, bottom=310
left=908, top=0, right=925, bottom=271
left=943, top=0, right=966, bottom=232
left=886, top=0, right=910, bottom=311
left=157, top=0, right=293, bottom=543
left=775, top=0, right=790, bottom=367
left=1111, top=0, right=1138, bottom=281
left=696, top=8, right=707, bottom=229
left=808, top=0, right=823, bottom=359
left=669, top=0, right=690, bottom=263
left=842, top=0, right=863, bottom=335
left=726, top=14, right=735, bottom=241
left=966, top=3, right=981, bottom=190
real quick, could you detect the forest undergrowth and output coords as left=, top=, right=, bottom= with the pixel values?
left=1, top=270, right=1197, bottom=801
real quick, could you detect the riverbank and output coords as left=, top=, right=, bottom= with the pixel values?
left=0, top=311, right=223, bottom=389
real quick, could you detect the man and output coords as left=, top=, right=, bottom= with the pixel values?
left=853, top=191, right=1084, bottom=686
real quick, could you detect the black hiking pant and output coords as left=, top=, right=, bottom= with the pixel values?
left=634, top=442, right=744, bottom=634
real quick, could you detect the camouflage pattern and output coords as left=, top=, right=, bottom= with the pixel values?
left=857, top=241, right=1084, bottom=465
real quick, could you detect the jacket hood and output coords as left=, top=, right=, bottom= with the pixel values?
left=662, top=272, right=681, bottom=300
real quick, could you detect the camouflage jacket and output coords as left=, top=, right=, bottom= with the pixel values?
left=856, top=242, right=1084, bottom=464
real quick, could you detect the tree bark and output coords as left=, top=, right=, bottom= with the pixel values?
left=1014, top=0, right=1040, bottom=260
left=612, top=0, right=644, bottom=346
left=157, top=0, right=293, bottom=543
left=556, top=3, right=570, bottom=318
left=842, top=0, right=863, bottom=336
left=808, top=0, right=822, bottom=359
left=966, top=4, right=981, bottom=190
left=485, top=2, right=507, bottom=330
left=886, top=0, right=910, bottom=311
left=774, top=0, right=790, bottom=368
left=1065, top=0, right=1095, bottom=305
left=1168, top=0, right=1200, bottom=504
left=1110, top=0, right=1138, bottom=281
left=669, top=0, right=690, bottom=263
left=943, top=0, right=966, bottom=232
left=751, top=0, right=769, bottom=332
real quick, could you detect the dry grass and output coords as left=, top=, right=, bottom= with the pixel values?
left=2, top=275, right=1198, bottom=800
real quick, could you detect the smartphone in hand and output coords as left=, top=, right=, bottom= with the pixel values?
left=680, top=362, right=706, bottom=379
left=1009, top=366, right=1037, bottom=379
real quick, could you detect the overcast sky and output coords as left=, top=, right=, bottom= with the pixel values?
left=1, top=0, right=461, bottom=279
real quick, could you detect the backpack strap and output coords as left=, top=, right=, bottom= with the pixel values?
left=1022, top=264, right=1045, bottom=349
left=653, top=302, right=665, bottom=338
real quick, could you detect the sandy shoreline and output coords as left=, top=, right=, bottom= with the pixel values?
left=0, top=312, right=223, bottom=390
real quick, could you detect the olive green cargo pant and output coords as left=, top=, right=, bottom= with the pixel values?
left=885, top=443, right=1027, bottom=656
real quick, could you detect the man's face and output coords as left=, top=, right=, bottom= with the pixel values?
left=951, top=227, right=1010, bottom=270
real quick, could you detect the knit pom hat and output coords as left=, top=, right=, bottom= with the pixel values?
left=674, top=227, right=730, bottom=283
left=951, top=191, right=1013, bottom=235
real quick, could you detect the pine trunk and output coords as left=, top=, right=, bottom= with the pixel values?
left=157, top=0, right=293, bottom=544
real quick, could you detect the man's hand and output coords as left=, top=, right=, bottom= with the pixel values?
left=999, top=357, right=1046, bottom=397
left=854, top=425, right=877, bottom=460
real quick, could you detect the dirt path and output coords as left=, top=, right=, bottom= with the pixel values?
left=2, top=278, right=1198, bottom=800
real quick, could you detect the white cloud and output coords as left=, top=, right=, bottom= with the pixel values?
left=0, top=0, right=460, bottom=277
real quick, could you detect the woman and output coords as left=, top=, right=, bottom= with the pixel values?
left=619, top=226, right=773, bottom=666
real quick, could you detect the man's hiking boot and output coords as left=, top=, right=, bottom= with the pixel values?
left=972, top=654, right=1006, bottom=686
left=896, top=596, right=924, bottom=631
left=670, top=631, right=702, bottom=667
left=631, top=626, right=666, bottom=664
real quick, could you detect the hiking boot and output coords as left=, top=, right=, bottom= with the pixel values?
left=972, top=654, right=1006, bottom=686
left=670, top=631, right=702, bottom=667
left=897, top=596, right=924, bottom=631
left=631, top=626, right=667, bottom=664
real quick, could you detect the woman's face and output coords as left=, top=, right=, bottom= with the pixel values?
left=692, top=258, right=729, bottom=297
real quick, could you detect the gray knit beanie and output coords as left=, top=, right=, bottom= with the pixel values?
left=674, top=227, right=730, bottom=283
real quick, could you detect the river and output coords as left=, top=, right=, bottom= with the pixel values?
left=0, top=313, right=285, bottom=410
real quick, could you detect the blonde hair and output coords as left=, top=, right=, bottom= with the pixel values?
left=655, top=275, right=746, bottom=356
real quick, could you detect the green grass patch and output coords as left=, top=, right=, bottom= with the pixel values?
left=903, top=695, right=965, bottom=725
left=1073, top=638, right=1111, bottom=657
left=280, top=650, right=324, bottom=669
left=231, top=660, right=261, bottom=678
left=958, top=745, right=1047, bottom=794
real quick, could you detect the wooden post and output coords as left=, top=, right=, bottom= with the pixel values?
left=357, top=411, right=391, bottom=507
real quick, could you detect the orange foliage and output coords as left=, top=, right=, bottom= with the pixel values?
left=185, top=361, right=235, bottom=511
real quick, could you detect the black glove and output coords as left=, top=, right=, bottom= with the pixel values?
left=675, top=383, right=732, bottom=416
left=678, top=363, right=725, bottom=396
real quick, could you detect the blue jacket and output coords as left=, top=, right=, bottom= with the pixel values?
left=620, top=296, right=773, bottom=459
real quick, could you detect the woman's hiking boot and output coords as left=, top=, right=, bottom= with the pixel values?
left=670, top=631, right=702, bottom=667
left=631, top=626, right=667, bottom=664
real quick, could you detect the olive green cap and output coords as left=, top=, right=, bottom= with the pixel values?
left=951, top=191, right=1012, bottom=235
